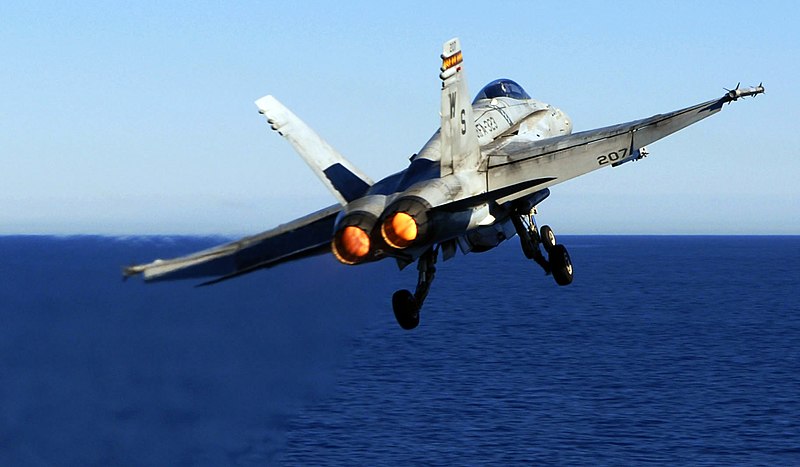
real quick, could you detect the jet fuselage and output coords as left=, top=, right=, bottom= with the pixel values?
left=331, top=82, right=572, bottom=267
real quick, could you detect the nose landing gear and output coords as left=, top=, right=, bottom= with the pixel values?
left=512, top=209, right=573, bottom=286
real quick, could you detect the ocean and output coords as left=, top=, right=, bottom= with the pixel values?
left=1, top=236, right=798, bottom=465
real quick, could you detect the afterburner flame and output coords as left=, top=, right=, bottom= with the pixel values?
left=333, top=225, right=370, bottom=264
left=382, top=212, right=418, bottom=249
left=341, top=226, right=370, bottom=257
left=391, top=212, right=418, bottom=242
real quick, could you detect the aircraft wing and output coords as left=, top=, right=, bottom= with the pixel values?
left=124, top=204, right=341, bottom=285
left=484, top=85, right=764, bottom=205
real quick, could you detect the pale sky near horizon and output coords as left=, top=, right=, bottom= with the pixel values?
left=2, top=1, right=798, bottom=235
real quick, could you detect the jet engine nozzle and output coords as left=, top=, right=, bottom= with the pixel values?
left=380, top=197, right=430, bottom=250
left=331, top=195, right=387, bottom=265
left=382, top=212, right=418, bottom=249
left=332, top=224, right=371, bottom=264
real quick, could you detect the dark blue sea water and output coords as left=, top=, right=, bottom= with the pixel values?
left=1, top=236, right=798, bottom=465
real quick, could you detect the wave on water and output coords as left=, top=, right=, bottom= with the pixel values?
left=1, top=235, right=798, bottom=465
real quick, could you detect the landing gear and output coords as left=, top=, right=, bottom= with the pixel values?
left=540, top=225, right=556, bottom=252
left=392, top=290, right=419, bottom=330
left=512, top=208, right=573, bottom=286
left=392, top=247, right=438, bottom=330
left=549, top=244, right=573, bottom=286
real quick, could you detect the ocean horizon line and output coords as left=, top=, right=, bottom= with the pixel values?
left=2, top=233, right=798, bottom=239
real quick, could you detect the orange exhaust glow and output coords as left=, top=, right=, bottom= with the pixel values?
left=332, top=225, right=371, bottom=264
left=382, top=212, right=418, bottom=249
left=341, top=226, right=370, bottom=258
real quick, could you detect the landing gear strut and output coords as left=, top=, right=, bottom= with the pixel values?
left=512, top=208, right=573, bottom=286
left=392, top=247, right=438, bottom=330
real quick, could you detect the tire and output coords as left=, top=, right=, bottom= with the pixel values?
left=540, top=225, right=556, bottom=253
left=549, top=244, right=573, bottom=286
left=392, top=290, right=420, bottom=330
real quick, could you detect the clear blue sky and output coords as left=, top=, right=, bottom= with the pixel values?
left=2, top=1, right=797, bottom=234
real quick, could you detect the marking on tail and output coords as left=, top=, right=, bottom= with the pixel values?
left=439, top=37, right=481, bottom=177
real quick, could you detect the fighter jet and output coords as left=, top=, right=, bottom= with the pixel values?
left=124, top=37, right=764, bottom=329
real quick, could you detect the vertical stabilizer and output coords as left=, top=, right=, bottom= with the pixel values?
left=255, top=95, right=373, bottom=205
left=439, top=38, right=481, bottom=177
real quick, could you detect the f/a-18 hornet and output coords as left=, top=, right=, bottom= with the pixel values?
left=125, top=38, right=764, bottom=329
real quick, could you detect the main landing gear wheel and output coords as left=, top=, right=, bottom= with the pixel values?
left=540, top=225, right=556, bottom=253
left=391, top=247, right=438, bottom=330
left=392, top=290, right=420, bottom=330
left=549, top=244, right=573, bottom=286
left=512, top=207, right=574, bottom=286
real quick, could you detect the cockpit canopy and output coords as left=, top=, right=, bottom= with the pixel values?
left=473, top=79, right=531, bottom=103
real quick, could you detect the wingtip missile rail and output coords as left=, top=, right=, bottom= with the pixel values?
left=725, top=82, right=765, bottom=102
